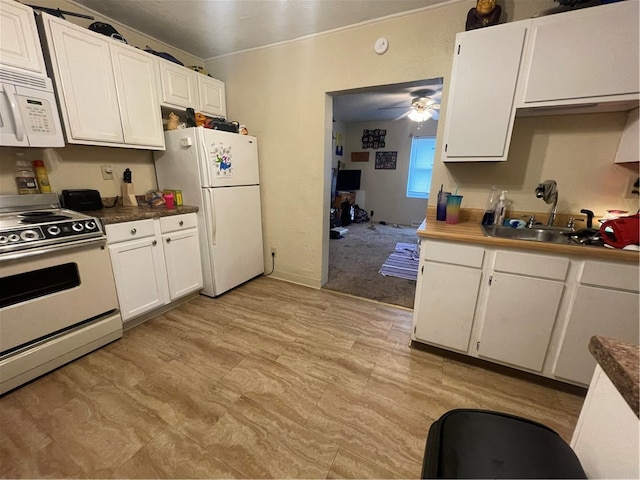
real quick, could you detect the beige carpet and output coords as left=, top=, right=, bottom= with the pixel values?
left=323, top=222, right=419, bottom=308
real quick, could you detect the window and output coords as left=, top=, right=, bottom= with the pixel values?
left=406, top=136, right=436, bottom=199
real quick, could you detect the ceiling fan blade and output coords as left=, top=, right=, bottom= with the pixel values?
left=393, top=110, right=410, bottom=121
left=377, top=105, right=410, bottom=110
left=430, top=109, right=440, bottom=120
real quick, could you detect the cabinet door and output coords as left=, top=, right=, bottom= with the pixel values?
left=159, top=59, right=198, bottom=109
left=45, top=16, right=123, bottom=143
left=111, top=44, right=164, bottom=148
left=442, top=21, right=528, bottom=161
left=198, top=75, right=226, bottom=118
left=478, top=273, right=563, bottom=371
left=554, top=286, right=640, bottom=385
left=521, top=1, right=639, bottom=104
left=0, top=0, right=45, bottom=74
left=108, top=237, right=168, bottom=321
left=414, top=261, right=482, bottom=352
left=162, top=228, right=203, bottom=300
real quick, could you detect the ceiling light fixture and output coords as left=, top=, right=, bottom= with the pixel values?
left=408, top=108, right=432, bottom=122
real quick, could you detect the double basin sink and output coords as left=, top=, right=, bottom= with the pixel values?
left=481, top=224, right=574, bottom=245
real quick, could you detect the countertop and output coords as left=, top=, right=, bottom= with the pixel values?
left=83, top=202, right=198, bottom=225
left=417, top=207, right=639, bottom=263
left=589, top=336, right=639, bottom=418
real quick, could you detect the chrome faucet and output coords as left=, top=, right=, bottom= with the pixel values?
left=535, top=180, right=558, bottom=227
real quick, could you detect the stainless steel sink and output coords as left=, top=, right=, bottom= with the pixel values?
left=481, top=224, right=573, bottom=244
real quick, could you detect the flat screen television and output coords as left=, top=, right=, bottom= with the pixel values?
left=335, top=169, right=361, bottom=191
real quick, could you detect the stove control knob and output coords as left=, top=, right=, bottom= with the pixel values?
left=47, top=225, right=61, bottom=235
left=21, top=230, right=39, bottom=241
left=72, top=222, right=84, bottom=232
left=85, top=220, right=97, bottom=230
left=9, top=234, right=20, bottom=242
left=0, top=236, right=7, bottom=244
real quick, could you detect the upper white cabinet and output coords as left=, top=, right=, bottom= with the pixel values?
left=441, top=1, right=639, bottom=162
left=198, top=75, right=226, bottom=118
left=157, top=58, right=227, bottom=118
left=615, top=108, right=639, bottom=163
left=0, top=0, right=46, bottom=74
left=38, top=13, right=164, bottom=149
left=158, top=58, right=198, bottom=109
left=518, top=0, right=639, bottom=107
left=442, top=21, right=529, bottom=162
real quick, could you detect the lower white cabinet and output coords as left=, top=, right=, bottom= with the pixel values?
left=414, top=240, right=484, bottom=352
left=554, top=261, right=640, bottom=385
left=106, top=214, right=202, bottom=322
left=476, top=250, right=568, bottom=372
left=411, top=239, right=639, bottom=386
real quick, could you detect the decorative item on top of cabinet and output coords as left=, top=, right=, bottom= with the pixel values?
left=465, top=0, right=501, bottom=31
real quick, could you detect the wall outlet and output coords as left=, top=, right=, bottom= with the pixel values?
left=101, top=164, right=114, bottom=180
left=270, top=247, right=277, bottom=256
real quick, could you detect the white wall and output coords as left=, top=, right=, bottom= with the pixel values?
left=205, top=0, right=556, bottom=287
left=341, top=117, right=438, bottom=226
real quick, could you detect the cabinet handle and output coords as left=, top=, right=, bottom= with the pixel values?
left=130, top=228, right=137, bottom=235
left=166, top=238, right=171, bottom=243
left=179, top=220, right=184, bottom=226
left=152, top=240, right=157, bottom=246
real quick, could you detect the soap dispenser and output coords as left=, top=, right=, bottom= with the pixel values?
left=482, top=186, right=499, bottom=225
left=493, top=191, right=508, bottom=225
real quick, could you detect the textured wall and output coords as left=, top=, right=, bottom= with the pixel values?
left=206, top=0, right=556, bottom=287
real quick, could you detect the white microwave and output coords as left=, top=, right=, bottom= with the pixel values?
left=0, top=69, right=64, bottom=148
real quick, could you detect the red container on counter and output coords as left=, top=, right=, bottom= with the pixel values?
left=163, top=192, right=175, bottom=210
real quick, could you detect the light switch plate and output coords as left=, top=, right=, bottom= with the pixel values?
left=101, top=164, right=114, bottom=180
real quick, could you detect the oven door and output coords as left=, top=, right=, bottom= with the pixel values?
left=0, top=238, right=119, bottom=354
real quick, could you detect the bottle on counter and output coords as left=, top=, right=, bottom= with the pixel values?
left=493, top=190, right=508, bottom=225
left=31, top=160, right=52, bottom=193
left=482, top=186, right=498, bottom=225
left=15, top=160, right=39, bottom=194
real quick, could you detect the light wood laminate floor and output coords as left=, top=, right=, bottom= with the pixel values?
left=1, top=277, right=585, bottom=478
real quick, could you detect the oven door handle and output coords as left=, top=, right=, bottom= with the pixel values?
left=0, top=237, right=106, bottom=262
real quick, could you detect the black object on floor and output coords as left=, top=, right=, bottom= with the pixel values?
left=421, top=409, right=586, bottom=479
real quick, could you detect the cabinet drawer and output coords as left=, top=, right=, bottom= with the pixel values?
left=580, top=261, right=640, bottom=292
left=493, top=250, right=568, bottom=281
left=106, top=219, right=155, bottom=244
left=160, top=213, right=197, bottom=234
left=423, top=240, right=484, bottom=268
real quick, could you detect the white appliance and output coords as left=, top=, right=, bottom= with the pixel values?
left=154, top=127, right=264, bottom=297
left=0, top=0, right=64, bottom=147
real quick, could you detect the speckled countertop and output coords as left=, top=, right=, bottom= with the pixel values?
left=83, top=201, right=198, bottom=225
left=589, top=336, right=639, bottom=417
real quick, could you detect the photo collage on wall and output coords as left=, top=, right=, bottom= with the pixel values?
left=361, top=129, right=386, bottom=149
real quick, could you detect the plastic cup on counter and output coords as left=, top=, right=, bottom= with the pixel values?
left=445, top=195, right=463, bottom=224
left=163, top=192, right=175, bottom=210
left=436, top=191, right=451, bottom=221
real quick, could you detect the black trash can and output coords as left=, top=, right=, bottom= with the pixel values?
left=421, top=409, right=586, bottom=479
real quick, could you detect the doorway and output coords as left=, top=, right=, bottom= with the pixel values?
left=322, top=78, right=443, bottom=308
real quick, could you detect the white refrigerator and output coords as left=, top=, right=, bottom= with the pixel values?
left=154, top=127, right=264, bottom=297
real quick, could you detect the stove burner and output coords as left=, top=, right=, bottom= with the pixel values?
left=20, top=215, right=72, bottom=224
left=19, top=211, right=55, bottom=217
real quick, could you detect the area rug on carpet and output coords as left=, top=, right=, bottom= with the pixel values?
left=378, top=242, right=419, bottom=281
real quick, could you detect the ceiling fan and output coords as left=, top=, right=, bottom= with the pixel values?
left=380, top=89, right=441, bottom=122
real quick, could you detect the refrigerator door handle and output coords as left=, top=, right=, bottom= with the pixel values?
left=203, top=188, right=217, bottom=245
left=197, top=127, right=213, bottom=187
